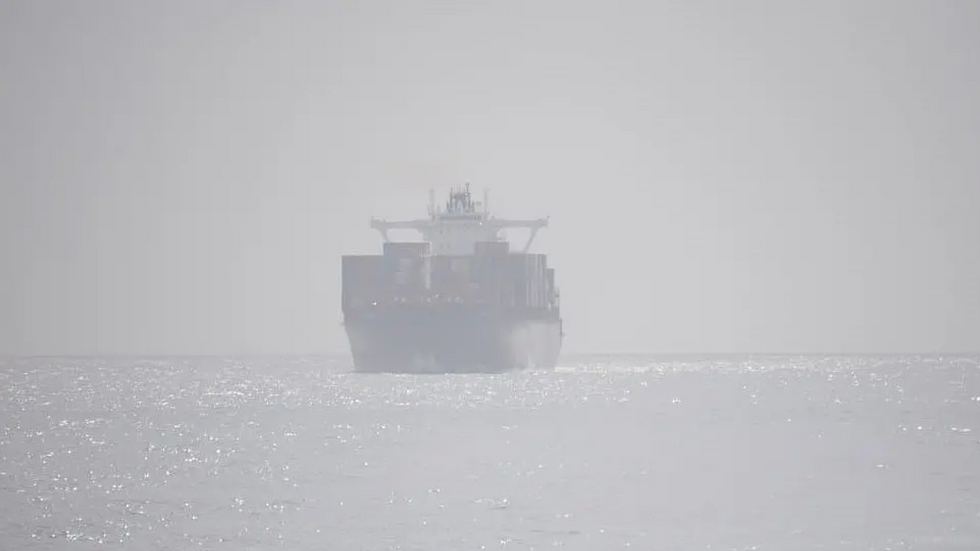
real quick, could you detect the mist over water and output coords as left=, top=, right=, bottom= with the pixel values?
left=3, top=2, right=979, bottom=550
left=2, top=355, right=978, bottom=550
left=4, top=1, right=980, bottom=357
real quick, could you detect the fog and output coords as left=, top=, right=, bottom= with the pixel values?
left=2, top=0, right=978, bottom=356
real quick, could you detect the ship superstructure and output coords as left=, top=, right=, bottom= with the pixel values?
left=342, top=184, right=562, bottom=373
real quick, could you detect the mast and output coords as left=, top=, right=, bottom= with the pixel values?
left=370, top=185, right=548, bottom=254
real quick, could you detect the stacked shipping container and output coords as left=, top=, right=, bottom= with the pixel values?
left=473, top=241, right=509, bottom=256
left=341, top=255, right=385, bottom=310
left=430, top=255, right=472, bottom=302
left=343, top=244, right=557, bottom=314
left=382, top=242, right=431, bottom=299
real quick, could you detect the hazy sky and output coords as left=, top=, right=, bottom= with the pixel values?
left=2, top=0, right=978, bottom=355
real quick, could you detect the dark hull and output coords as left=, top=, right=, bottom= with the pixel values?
left=344, top=306, right=562, bottom=373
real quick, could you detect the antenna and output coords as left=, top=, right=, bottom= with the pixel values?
left=370, top=186, right=548, bottom=253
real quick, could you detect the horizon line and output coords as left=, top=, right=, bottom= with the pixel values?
left=3, top=351, right=979, bottom=360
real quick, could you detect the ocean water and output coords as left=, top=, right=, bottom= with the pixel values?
left=1, top=355, right=978, bottom=550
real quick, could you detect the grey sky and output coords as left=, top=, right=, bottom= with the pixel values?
left=2, top=0, right=978, bottom=355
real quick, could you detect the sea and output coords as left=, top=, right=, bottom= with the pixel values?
left=1, top=354, right=978, bottom=550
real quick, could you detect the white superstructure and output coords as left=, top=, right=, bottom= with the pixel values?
left=370, top=184, right=548, bottom=256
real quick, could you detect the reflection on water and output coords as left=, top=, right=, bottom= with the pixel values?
left=1, top=355, right=979, bottom=550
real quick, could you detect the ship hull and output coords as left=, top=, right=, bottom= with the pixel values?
left=344, top=306, right=562, bottom=373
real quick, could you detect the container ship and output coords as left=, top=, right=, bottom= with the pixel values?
left=341, top=184, right=563, bottom=373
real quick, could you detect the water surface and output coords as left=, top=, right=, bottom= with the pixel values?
left=1, top=355, right=978, bottom=550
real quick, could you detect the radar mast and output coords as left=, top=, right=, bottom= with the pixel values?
left=370, top=184, right=548, bottom=255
